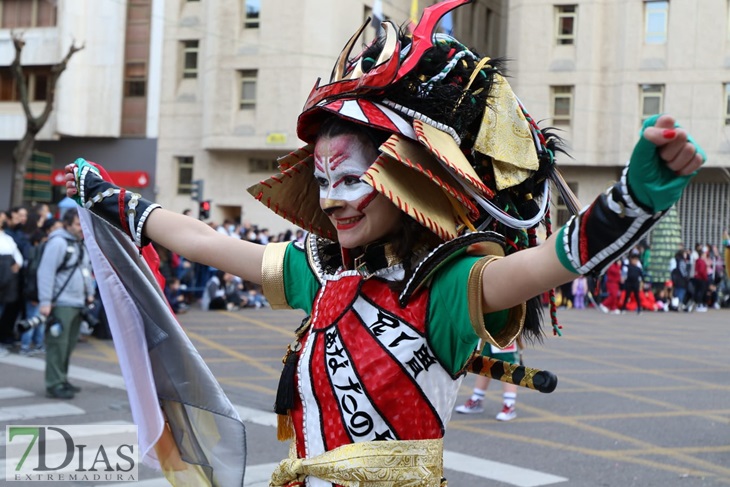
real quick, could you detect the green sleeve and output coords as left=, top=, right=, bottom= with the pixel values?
left=627, top=114, right=705, bottom=212
left=427, top=255, right=510, bottom=375
left=281, top=243, right=321, bottom=314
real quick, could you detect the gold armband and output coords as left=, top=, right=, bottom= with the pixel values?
left=261, top=242, right=291, bottom=310
left=467, top=255, right=525, bottom=349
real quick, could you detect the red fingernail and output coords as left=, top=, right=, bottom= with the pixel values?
left=663, top=129, right=676, bottom=139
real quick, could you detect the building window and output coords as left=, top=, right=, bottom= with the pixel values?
left=177, top=157, right=194, bottom=194
left=555, top=5, right=577, bottom=45
left=725, top=83, right=730, bottom=125
left=244, top=0, right=260, bottom=28
left=484, top=7, right=495, bottom=52
left=32, top=70, right=48, bottom=101
left=645, top=1, right=668, bottom=44
left=124, top=62, right=147, bottom=97
left=239, top=70, right=257, bottom=109
left=640, top=84, right=664, bottom=122
left=182, top=40, right=199, bottom=79
left=0, top=66, right=51, bottom=102
left=0, top=0, right=57, bottom=28
left=551, top=85, right=573, bottom=126
left=0, top=70, right=13, bottom=101
left=556, top=182, right=579, bottom=227
left=250, top=158, right=277, bottom=173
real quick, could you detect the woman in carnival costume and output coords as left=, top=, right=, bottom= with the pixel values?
left=64, top=0, right=705, bottom=485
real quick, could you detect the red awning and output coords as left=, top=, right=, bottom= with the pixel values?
left=52, top=170, right=150, bottom=188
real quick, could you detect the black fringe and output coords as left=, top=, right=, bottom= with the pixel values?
left=523, top=295, right=545, bottom=343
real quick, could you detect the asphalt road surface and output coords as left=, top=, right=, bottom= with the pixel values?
left=1, top=304, right=729, bottom=486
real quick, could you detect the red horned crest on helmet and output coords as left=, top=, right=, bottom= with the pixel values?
left=301, top=0, right=472, bottom=114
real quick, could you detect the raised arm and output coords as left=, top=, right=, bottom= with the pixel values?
left=64, top=161, right=265, bottom=285
left=482, top=114, right=704, bottom=312
left=143, top=209, right=265, bottom=284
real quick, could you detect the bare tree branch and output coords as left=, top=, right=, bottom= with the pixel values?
left=10, top=32, right=33, bottom=123
left=38, top=40, right=85, bottom=128
left=9, top=34, right=84, bottom=206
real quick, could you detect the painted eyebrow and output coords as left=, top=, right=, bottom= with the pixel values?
left=327, top=151, right=347, bottom=170
left=331, top=174, right=361, bottom=188
left=313, top=151, right=347, bottom=172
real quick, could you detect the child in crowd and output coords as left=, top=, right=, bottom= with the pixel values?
left=621, top=253, right=645, bottom=314
left=571, top=276, right=588, bottom=309
left=164, top=277, right=189, bottom=314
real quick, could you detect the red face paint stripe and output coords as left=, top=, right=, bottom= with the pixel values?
left=356, top=190, right=379, bottom=211
left=328, top=152, right=348, bottom=171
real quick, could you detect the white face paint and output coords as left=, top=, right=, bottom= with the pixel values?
left=313, top=134, right=377, bottom=202
left=313, top=133, right=402, bottom=249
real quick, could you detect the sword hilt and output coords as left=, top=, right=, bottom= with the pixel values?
left=467, top=355, right=558, bottom=393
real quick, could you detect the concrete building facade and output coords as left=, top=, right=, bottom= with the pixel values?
left=505, top=0, right=730, bottom=247
left=0, top=0, right=163, bottom=209
left=3, top=0, right=724, bottom=248
left=155, top=0, right=510, bottom=232
left=157, top=0, right=728, bottom=247
left=159, top=0, right=385, bottom=229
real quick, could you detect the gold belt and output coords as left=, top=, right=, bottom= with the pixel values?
left=269, top=438, right=444, bottom=486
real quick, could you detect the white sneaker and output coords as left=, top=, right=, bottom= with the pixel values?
left=455, top=398, right=484, bottom=414
left=599, top=304, right=609, bottom=313
left=696, top=305, right=707, bottom=312
left=495, top=403, right=516, bottom=421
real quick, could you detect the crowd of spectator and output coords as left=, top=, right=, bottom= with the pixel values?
left=560, top=235, right=730, bottom=313
left=0, top=203, right=308, bottom=359
left=6, top=204, right=727, bottom=322
left=1, top=204, right=64, bottom=354
left=157, top=212, right=308, bottom=313
left=0, top=204, right=106, bottom=401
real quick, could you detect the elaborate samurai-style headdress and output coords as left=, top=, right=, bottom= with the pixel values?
left=248, top=0, right=578, bottom=253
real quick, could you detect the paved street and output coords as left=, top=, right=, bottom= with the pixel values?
left=1, top=305, right=729, bottom=486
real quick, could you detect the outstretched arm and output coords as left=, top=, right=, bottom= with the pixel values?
left=64, top=162, right=266, bottom=285
left=143, top=209, right=265, bottom=284
left=482, top=114, right=704, bottom=313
